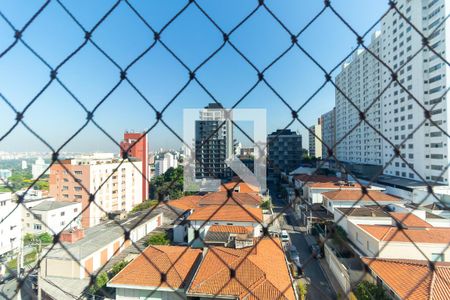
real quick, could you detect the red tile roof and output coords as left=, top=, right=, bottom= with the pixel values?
left=188, top=205, right=263, bottom=223
left=167, top=192, right=261, bottom=212
left=389, top=212, right=432, bottom=228
left=359, top=224, right=450, bottom=244
left=198, top=192, right=261, bottom=207
left=308, top=181, right=363, bottom=189
left=208, top=225, right=253, bottom=234
left=219, top=182, right=260, bottom=193
left=108, top=246, right=201, bottom=289
left=322, top=190, right=401, bottom=202
left=362, top=258, right=450, bottom=300
left=187, top=238, right=295, bottom=300
left=167, top=195, right=202, bottom=211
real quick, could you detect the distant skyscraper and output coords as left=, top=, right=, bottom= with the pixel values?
left=267, top=129, right=302, bottom=174
left=309, top=118, right=322, bottom=159
left=120, top=131, right=149, bottom=199
left=21, top=160, right=27, bottom=170
left=321, top=108, right=336, bottom=159
left=195, top=103, right=234, bottom=179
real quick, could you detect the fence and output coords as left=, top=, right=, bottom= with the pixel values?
left=1, top=0, right=450, bottom=299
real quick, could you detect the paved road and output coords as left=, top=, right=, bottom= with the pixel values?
left=269, top=182, right=336, bottom=300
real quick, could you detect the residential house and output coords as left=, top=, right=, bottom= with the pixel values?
left=187, top=204, right=263, bottom=247
left=108, top=246, right=202, bottom=300
left=347, top=216, right=450, bottom=262
left=361, top=258, right=450, bottom=300
left=322, top=190, right=402, bottom=214
left=186, top=238, right=296, bottom=300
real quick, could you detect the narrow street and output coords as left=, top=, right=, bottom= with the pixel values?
left=269, top=182, right=336, bottom=300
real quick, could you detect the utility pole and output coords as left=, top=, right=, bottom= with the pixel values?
left=16, top=234, right=23, bottom=300
left=37, top=239, right=42, bottom=300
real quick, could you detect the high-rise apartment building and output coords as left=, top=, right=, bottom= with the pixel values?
left=120, top=131, right=149, bottom=199
left=381, top=0, right=449, bottom=183
left=195, top=103, right=234, bottom=179
left=321, top=108, right=336, bottom=159
left=334, top=0, right=450, bottom=184
left=308, top=118, right=322, bottom=159
left=49, top=153, right=143, bottom=228
left=267, top=129, right=302, bottom=174
left=335, top=31, right=382, bottom=166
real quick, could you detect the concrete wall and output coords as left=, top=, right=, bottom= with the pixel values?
left=324, top=243, right=351, bottom=294
left=116, top=288, right=186, bottom=300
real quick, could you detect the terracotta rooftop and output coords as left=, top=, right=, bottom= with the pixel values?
left=108, top=246, right=201, bottom=289
left=187, top=238, right=295, bottom=300
left=362, top=258, right=450, bottom=300
left=219, top=181, right=260, bottom=193
left=308, top=181, right=364, bottom=189
left=198, top=192, right=261, bottom=207
left=389, top=212, right=432, bottom=228
left=359, top=224, right=450, bottom=244
left=322, top=190, right=401, bottom=202
left=166, top=195, right=202, bottom=211
left=167, top=192, right=261, bottom=212
left=208, top=225, right=253, bottom=234
left=188, top=205, right=263, bottom=223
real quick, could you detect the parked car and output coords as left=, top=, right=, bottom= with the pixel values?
left=281, top=230, right=290, bottom=243
left=289, top=245, right=300, bottom=264
left=309, top=243, right=322, bottom=258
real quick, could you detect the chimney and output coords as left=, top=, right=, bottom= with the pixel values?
left=60, top=228, right=85, bottom=244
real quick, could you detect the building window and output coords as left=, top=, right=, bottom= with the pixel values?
left=431, top=253, right=444, bottom=262
left=33, top=224, right=42, bottom=230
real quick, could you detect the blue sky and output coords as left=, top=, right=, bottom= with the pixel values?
left=0, top=0, right=387, bottom=152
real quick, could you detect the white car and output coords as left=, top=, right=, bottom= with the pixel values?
left=281, top=230, right=290, bottom=242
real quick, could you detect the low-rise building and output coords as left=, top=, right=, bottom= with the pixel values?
left=41, top=208, right=163, bottom=279
left=22, top=200, right=82, bottom=235
left=0, top=192, right=20, bottom=257
left=347, top=217, right=450, bottom=262
left=322, top=190, right=402, bottom=214
left=108, top=246, right=202, bottom=300
left=186, top=238, right=296, bottom=300
left=361, top=258, right=450, bottom=300
left=187, top=204, right=263, bottom=247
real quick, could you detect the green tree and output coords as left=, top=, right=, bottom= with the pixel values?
left=150, top=166, right=184, bottom=200
left=38, top=232, right=53, bottom=244
left=260, top=200, right=271, bottom=210
left=144, top=232, right=170, bottom=246
left=110, top=260, right=129, bottom=278
left=90, top=272, right=109, bottom=293
left=354, top=281, right=390, bottom=300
